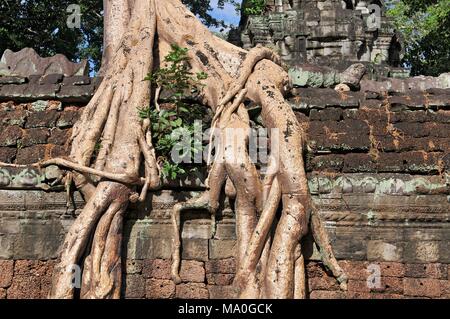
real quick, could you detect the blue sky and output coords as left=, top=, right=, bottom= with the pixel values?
left=209, top=0, right=242, bottom=28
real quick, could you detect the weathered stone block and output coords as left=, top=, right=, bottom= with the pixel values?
left=14, top=260, right=55, bottom=277
left=415, top=241, right=439, bottom=263
left=214, top=222, right=236, bottom=240
left=21, top=128, right=49, bottom=147
left=405, top=263, right=447, bottom=279
left=179, top=260, right=205, bottom=283
left=39, top=74, right=63, bottom=85
left=209, top=239, right=236, bottom=260
left=0, top=260, right=14, bottom=288
left=307, top=154, right=344, bottom=172
left=309, top=290, right=346, bottom=299
left=0, top=109, right=27, bottom=126
left=0, top=125, right=23, bottom=146
left=57, top=84, right=95, bottom=103
left=124, top=259, right=143, bottom=275
left=123, top=274, right=145, bottom=299
left=348, top=280, right=370, bottom=293
left=367, top=241, right=403, bottom=262
left=175, top=283, right=209, bottom=299
left=182, top=238, right=209, bottom=261
left=15, top=145, right=47, bottom=164
left=56, top=108, right=81, bottom=128
left=49, top=144, right=68, bottom=158
left=146, top=279, right=175, bottom=299
left=208, top=285, right=237, bottom=299
left=25, top=110, right=60, bottom=128
left=0, top=76, right=27, bottom=85
left=339, top=261, right=369, bottom=280
left=7, top=274, right=41, bottom=299
left=126, top=236, right=172, bottom=260
left=206, top=273, right=235, bottom=286
left=0, top=288, right=5, bottom=299
left=342, top=154, right=376, bottom=173
left=404, top=278, right=442, bottom=298
left=48, top=128, right=70, bottom=145
left=205, top=258, right=236, bottom=274
left=0, top=147, right=16, bottom=163
left=308, top=276, right=340, bottom=291
left=62, top=76, right=91, bottom=86
left=142, top=259, right=171, bottom=280
left=377, top=262, right=405, bottom=278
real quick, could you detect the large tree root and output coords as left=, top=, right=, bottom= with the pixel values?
left=23, top=0, right=348, bottom=299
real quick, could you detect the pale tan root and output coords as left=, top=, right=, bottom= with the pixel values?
left=171, top=161, right=227, bottom=283
left=43, top=0, right=347, bottom=299
left=294, top=245, right=306, bottom=299
left=310, top=210, right=348, bottom=290
left=49, top=0, right=157, bottom=299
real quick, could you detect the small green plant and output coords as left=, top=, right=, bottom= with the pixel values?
left=140, top=44, right=209, bottom=180
left=243, top=0, right=266, bottom=16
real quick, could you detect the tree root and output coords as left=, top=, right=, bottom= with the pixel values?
left=42, top=0, right=347, bottom=299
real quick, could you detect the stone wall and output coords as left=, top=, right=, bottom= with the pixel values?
left=0, top=73, right=449, bottom=299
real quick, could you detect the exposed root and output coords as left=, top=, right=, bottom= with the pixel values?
left=41, top=0, right=347, bottom=299
left=310, top=208, right=348, bottom=290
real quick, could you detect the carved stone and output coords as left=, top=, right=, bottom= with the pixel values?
left=0, top=48, right=88, bottom=77
left=238, top=0, right=404, bottom=74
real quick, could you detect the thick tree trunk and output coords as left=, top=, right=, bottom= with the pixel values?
left=47, top=0, right=347, bottom=299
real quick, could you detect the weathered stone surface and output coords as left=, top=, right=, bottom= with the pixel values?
left=123, top=275, right=145, bottom=299
left=0, top=125, right=22, bottom=146
left=179, top=260, right=205, bottom=283
left=309, top=290, right=347, bottom=299
left=57, top=84, right=96, bottom=103
left=308, top=276, right=340, bottom=291
left=124, top=259, right=143, bottom=275
left=0, top=76, right=27, bottom=85
left=206, top=273, right=235, bottom=286
left=405, top=264, right=447, bottom=279
left=48, top=128, right=71, bottom=145
left=367, top=241, right=403, bottom=262
left=176, top=283, right=209, bottom=299
left=0, top=108, right=27, bottom=126
left=209, top=239, right=236, bottom=260
left=62, top=76, right=91, bottom=86
left=0, top=260, right=14, bottom=288
left=182, top=239, right=209, bottom=261
left=339, top=63, right=366, bottom=89
left=240, top=0, right=402, bottom=73
left=15, top=145, right=46, bottom=164
left=1, top=48, right=88, bottom=77
left=56, top=108, right=81, bottom=128
left=146, top=279, right=175, bottom=299
left=377, top=262, right=406, bottom=278
left=404, top=278, right=442, bottom=298
left=0, top=147, right=16, bottom=163
left=142, top=259, right=171, bottom=280
left=25, top=110, right=59, bottom=128
left=39, top=74, right=63, bottom=85
left=0, top=288, right=5, bottom=299
left=208, top=285, right=237, bottom=299
left=414, top=242, right=441, bottom=263
left=205, top=259, right=236, bottom=274
left=7, top=275, right=41, bottom=299
left=21, top=128, right=49, bottom=147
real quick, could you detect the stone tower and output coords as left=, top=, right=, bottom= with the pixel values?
left=238, top=0, right=404, bottom=73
